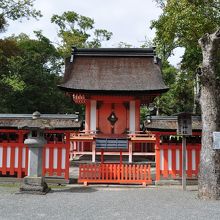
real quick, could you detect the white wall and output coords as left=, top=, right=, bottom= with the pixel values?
left=90, top=100, right=97, bottom=131
left=129, top=101, right=135, bottom=133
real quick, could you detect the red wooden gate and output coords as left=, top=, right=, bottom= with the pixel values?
left=78, top=163, right=152, bottom=186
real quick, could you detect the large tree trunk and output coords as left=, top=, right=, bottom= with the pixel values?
left=198, top=28, right=220, bottom=199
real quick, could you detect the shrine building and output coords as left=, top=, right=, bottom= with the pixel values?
left=58, top=48, right=168, bottom=163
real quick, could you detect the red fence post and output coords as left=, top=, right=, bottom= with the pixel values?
left=187, top=144, right=193, bottom=177
left=64, top=132, right=70, bottom=180
left=49, top=145, right=54, bottom=176
left=163, top=145, right=168, bottom=178
left=57, top=145, right=62, bottom=176
left=171, top=145, right=176, bottom=178
left=17, top=130, right=24, bottom=178
left=155, top=134, right=161, bottom=181
left=10, top=142, right=15, bottom=176
left=2, top=144, right=7, bottom=175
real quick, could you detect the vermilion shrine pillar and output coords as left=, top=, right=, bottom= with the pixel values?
left=155, top=134, right=161, bottom=181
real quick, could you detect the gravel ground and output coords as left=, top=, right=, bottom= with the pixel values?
left=0, top=185, right=220, bottom=220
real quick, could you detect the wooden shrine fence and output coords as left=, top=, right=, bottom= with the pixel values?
left=78, top=163, right=152, bottom=185
left=0, top=129, right=203, bottom=183
left=0, top=141, right=28, bottom=178
left=0, top=130, right=70, bottom=180
left=156, top=143, right=201, bottom=181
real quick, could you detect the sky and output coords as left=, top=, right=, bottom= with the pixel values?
left=2, top=0, right=183, bottom=65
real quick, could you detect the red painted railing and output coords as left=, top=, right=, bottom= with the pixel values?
left=78, top=163, right=152, bottom=185
left=0, top=142, right=70, bottom=179
left=42, top=143, right=70, bottom=180
left=0, top=142, right=28, bottom=178
left=156, top=143, right=201, bottom=181
left=0, top=130, right=70, bottom=180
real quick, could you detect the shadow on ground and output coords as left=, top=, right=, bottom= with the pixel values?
left=50, top=186, right=98, bottom=193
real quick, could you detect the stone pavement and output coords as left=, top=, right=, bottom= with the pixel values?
left=0, top=185, right=220, bottom=220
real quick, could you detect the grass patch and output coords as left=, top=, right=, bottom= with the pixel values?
left=0, top=183, right=20, bottom=188
left=48, top=184, right=67, bottom=189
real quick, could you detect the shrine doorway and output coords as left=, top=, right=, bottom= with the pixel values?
left=98, top=102, right=127, bottom=135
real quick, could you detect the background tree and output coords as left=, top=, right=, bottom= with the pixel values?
left=0, top=0, right=41, bottom=32
left=0, top=32, right=78, bottom=114
left=51, top=11, right=113, bottom=57
left=155, top=62, right=194, bottom=115
left=0, top=10, right=113, bottom=114
left=151, top=0, right=220, bottom=73
left=50, top=11, right=113, bottom=116
left=151, top=0, right=220, bottom=115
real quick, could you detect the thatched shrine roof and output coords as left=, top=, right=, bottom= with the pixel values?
left=58, top=48, right=168, bottom=95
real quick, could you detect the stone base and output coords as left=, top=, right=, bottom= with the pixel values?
left=19, top=177, right=51, bottom=195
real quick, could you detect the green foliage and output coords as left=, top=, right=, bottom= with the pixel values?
left=51, top=11, right=113, bottom=56
left=0, top=33, right=79, bottom=114
left=50, top=11, right=113, bottom=115
left=2, top=74, right=25, bottom=92
left=155, top=62, right=194, bottom=115
left=140, top=106, right=150, bottom=123
left=0, top=0, right=42, bottom=32
left=151, top=0, right=220, bottom=72
left=151, top=0, right=220, bottom=115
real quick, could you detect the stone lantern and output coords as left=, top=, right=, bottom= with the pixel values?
left=20, top=111, right=50, bottom=194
